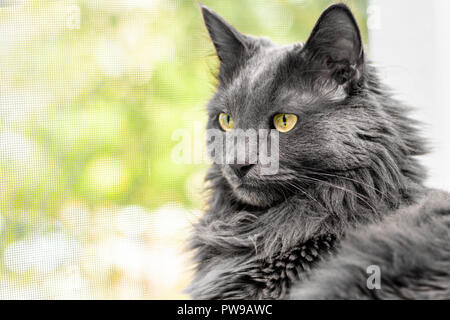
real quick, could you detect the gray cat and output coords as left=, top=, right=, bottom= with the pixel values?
left=187, top=3, right=450, bottom=299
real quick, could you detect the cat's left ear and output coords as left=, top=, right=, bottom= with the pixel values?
left=200, top=5, right=250, bottom=84
left=302, top=4, right=364, bottom=86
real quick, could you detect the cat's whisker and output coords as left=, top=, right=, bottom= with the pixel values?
left=296, top=174, right=378, bottom=214
left=298, top=165, right=387, bottom=197
left=284, top=180, right=331, bottom=214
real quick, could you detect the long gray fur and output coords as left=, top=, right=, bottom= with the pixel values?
left=187, top=3, right=450, bottom=300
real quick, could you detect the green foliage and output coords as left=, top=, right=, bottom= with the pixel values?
left=0, top=0, right=367, bottom=298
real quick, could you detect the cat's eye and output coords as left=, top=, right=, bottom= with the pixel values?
left=273, top=113, right=298, bottom=132
left=218, top=112, right=234, bottom=132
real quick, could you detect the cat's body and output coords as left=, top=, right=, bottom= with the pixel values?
left=187, top=4, right=450, bottom=299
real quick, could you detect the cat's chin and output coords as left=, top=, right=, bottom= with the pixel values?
left=232, top=184, right=282, bottom=208
left=222, top=166, right=284, bottom=207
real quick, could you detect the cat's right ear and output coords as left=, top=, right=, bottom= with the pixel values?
left=200, top=5, right=248, bottom=84
left=301, top=4, right=364, bottom=88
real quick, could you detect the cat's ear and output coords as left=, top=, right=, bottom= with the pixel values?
left=201, top=5, right=249, bottom=83
left=302, top=4, right=364, bottom=85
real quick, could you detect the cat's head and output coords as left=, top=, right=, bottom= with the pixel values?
left=201, top=4, right=425, bottom=208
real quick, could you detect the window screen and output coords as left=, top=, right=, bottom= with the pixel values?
left=0, top=0, right=368, bottom=299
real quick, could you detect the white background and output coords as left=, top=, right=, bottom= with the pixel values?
left=369, top=0, right=450, bottom=191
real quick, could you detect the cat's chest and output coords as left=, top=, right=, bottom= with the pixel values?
left=193, top=234, right=337, bottom=299
left=257, top=234, right=337, bottom=299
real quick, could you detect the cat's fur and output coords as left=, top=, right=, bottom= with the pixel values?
left=187, top=3, right=450, bottom=299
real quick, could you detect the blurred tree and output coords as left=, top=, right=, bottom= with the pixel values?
left=0, top=0, right=367, bottom=299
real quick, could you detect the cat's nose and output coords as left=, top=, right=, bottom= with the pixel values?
left=229, top=164, right=254, bottom=178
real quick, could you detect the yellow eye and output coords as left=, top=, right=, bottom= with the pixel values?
left=218, top=112, right=234, bottom=132
left=273, top=113, right=298, bottom=132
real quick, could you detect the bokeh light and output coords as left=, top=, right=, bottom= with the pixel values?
left=0, top=0, right=367, bottom=299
